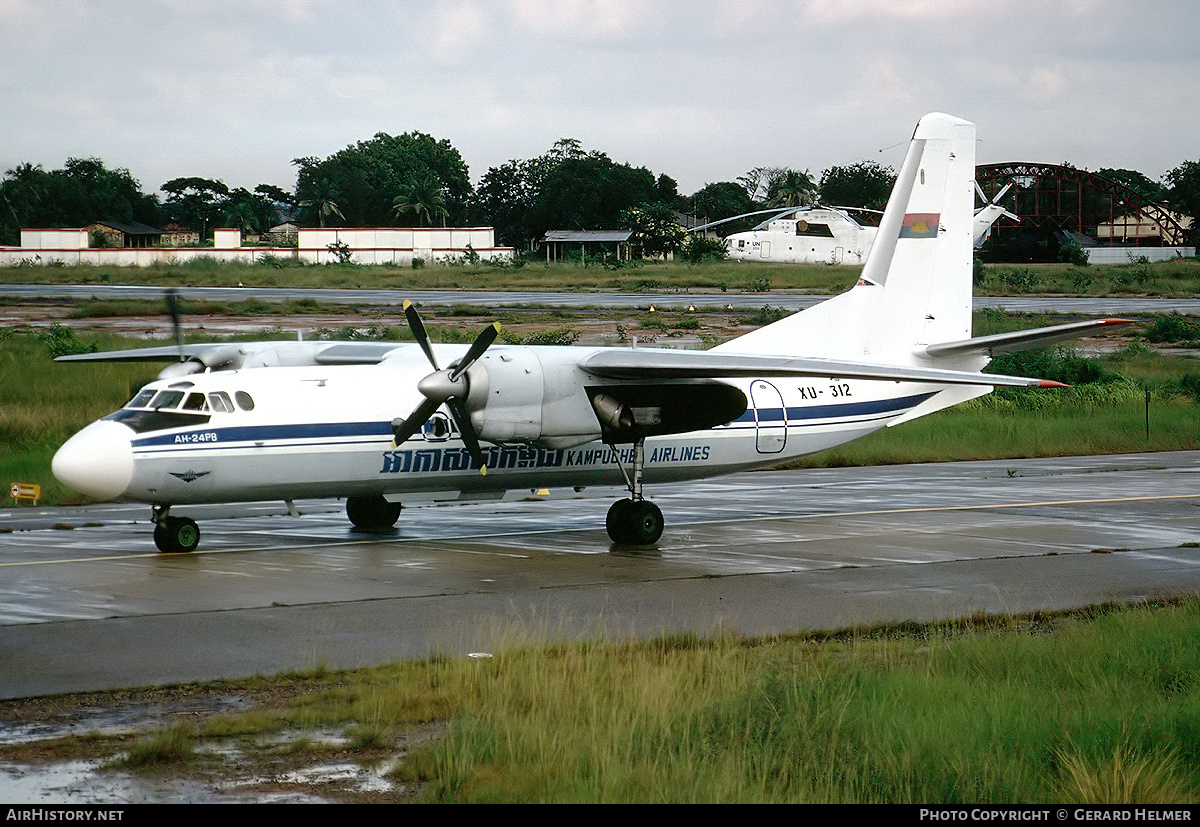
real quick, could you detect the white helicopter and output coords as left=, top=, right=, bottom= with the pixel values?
left=53, top=113, right=1125, bottom=553
left=722, top=181, right=1018, bottom=264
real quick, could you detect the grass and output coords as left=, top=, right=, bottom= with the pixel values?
left=9, top=600, right=1199, bottom=802
left=5, top=256, right=1196, bottom=296
left=394, top=601, right=1200, bottom=802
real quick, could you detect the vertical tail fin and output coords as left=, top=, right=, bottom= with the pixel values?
left=715, top=113, right=976, bottom=362
left=862, top=112, right=976, bottom=354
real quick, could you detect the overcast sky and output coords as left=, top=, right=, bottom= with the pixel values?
left=2, top=0, right=1197, bottom=199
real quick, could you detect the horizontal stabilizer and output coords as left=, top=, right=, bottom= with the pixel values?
left=924, top=319, right=1134, bottom=358
left=581, top=349, right=1063, bottom=389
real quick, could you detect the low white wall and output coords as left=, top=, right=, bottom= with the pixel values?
left=0, top=246, right=290, bottom=267
left=1, top=226, right=513, bottom=267
left=298, top=227, right=511, bottom=264
left=1085, top=246, right=1195, bottom=264
left=20, top=229, right=88, bottom=250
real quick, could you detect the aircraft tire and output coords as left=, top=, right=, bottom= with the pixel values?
left=154, top=517, right=200, bottom=553
left=606, top=499, right=664, bottom=546
left=606, top=498, right=635, bottom=543
left=346, top=495, right=402, bottom=532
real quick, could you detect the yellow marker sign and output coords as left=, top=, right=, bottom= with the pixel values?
left=10, top=483, right=40, bottom=503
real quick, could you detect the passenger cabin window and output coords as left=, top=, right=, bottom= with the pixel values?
left=235, top=391, right=255, bottom=411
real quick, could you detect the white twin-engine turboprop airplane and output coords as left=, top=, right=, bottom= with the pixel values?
left=52, top=113, right=1128, bottom=553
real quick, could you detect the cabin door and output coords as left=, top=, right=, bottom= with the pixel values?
left=750, top=380, right=787, bottom=454
left=759, top=241, right=771, bottom=259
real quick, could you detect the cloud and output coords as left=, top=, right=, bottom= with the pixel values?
left=0, top=0, right=1195, bottom=195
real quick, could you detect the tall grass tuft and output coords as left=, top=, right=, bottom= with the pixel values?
left=109, top=726, right=196, bottom=770
left=1055, top=743, right=1195, bottom=804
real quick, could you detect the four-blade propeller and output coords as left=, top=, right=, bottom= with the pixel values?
left=390, top=300, right=499, bottom=474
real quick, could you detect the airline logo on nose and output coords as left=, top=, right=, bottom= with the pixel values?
left=169, top=470, right=211, bottom=483
left=899, top=213, right=940, bottom=238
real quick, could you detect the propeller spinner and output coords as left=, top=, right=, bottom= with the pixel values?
left=391, top=300, right=499, bottom=474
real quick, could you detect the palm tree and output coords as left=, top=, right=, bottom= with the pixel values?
left=392, top=173, right=449, bottom=227
left=2, top=162, right=46, bottom=226
left=299, top=178, right=344, bottom=228
left=767, top=168, right=817, bottom=208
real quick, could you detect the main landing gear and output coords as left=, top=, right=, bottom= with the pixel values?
left=152, top=505, right=200, bottom=553
left=605, top=438, right=664, bottom=546
left=346, top=494, right=402, bottom=532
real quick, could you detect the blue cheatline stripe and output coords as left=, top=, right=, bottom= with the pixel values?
left=786, top=391, right=936, bottom=421
left=731, top=391, right=936, bottom=425
left=131, top=421, right=393, bottom=447
left=129, top=391, right=939, bottom=452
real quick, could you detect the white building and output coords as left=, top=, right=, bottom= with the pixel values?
left=0, top=226, right=512, bottom=267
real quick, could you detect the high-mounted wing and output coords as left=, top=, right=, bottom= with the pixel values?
left=580, top=349, right=1067, bottom=389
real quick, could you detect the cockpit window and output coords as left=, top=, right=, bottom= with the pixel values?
left=127, top=389, right=156, bottom=408
left=182, top=392, right=208, bottom=411
left=207, top=392, right=234, bottom=413
left=151, top=390, right=186, bottom=410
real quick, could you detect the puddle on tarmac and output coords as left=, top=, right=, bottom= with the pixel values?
left=0, top=701, right=416, bottom=803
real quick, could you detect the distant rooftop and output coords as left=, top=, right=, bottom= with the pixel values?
left=541, top=230, right=632, bottom=243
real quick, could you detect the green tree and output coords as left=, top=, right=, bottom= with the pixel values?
left=295, top=172, right=344, bottom=229
left=622, top=202, right=686, bottom=259
left=220, top=187, right=282, bottom=234
left=819, top=161, right=896, bottom=210
left=477, top=139, right=659, bottom=248
left=0, top=158, right=160, bottom=243
left=1164, top=160, right=1200, bottom=238
left=293, top=132, right=472, bottom=227
left=766, top=168, right=816, bottom=207
left=1097, top=168, right=1168, bottom=204
left=688, top=181, right=757, bottom=235
left=161, top=177, right=230, bottom=240
left=0, top=162, right=48, bottom=244
left=392, top=172, right=449, bottom=227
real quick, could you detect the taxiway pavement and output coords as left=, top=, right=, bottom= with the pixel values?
left=1, top=452, right=1198, bottom=699
left=3, top=283, right=1199, bottom=315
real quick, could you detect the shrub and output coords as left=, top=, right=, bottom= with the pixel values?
left=1058, top=238, right=1090, bottom=267
left=681, top=235, right=728, bottom=264
left=1144, top=313, right=1198, bottom=344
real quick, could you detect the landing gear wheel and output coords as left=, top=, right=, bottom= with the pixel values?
left=154, top=517, right=200, bottom=553
left=346, top=495, right=402, bottom=532
left=606, top=498, right=664, bottom=546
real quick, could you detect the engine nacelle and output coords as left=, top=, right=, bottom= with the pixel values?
left=469, top=348, right=603, bottom=449
left=465, top=347, right=748, bottom=450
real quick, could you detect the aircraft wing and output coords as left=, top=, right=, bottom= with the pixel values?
left=580, top=349, right=1065, bottom=388
left=924, top=319, right=1134, bottom=358
left=55, top=345, right=223, bottom=363
left=55, top=341, right=405, bottom=366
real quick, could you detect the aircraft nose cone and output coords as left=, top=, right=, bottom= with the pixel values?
left=52, top=420, right=134, bottom=501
